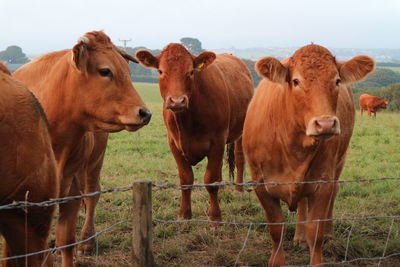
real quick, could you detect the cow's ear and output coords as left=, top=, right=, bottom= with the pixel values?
left=256, top=57, right=288, bottom=84
left=136, top=50, right=159, bottom=69
left=194, top=51, right=216, bottom=71
left=72, top=37, right=90, bottom=73
left=339, top=56, right=375, bottom=84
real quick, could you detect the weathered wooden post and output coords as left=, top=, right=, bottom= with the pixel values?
left=132, top=180, right=155, bottom=267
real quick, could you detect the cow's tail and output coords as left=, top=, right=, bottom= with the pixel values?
left=226, top=143, right=235, bottom=181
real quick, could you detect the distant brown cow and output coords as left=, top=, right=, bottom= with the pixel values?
left=359, top=93, right=389, bottom=117
left=136, top=44, right=253, bottom=222
left=243, top=44, right=374, bottom=266
left=13, top=31, right=151, bottom=267
left=0, top=63, right=58, bottom=266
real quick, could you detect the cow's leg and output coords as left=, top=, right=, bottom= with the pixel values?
left=324, top=183, right=338, bottom=239
left=1, top=208, right=54, bottom=267
left=367, top=109, right=372, bottom=117
left=56, top=177, right=81, bottom=267
left=169, top=140, right=194, bottom=219
left=360, top=108, right=363, bottom=117
left=234, top=136, right=245, bottom=192
left=204, top=143, right=225, bottom=223
left=254, top=184, right=285, bottom=267
left=293, top=197, right=307, bottom=246
left=304, top=183, right=336, bottom=266
left=77, top=166, right=101, bottom=255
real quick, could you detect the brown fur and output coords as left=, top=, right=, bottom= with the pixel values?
left=0, top=69, right=58, bottom=266
left=137, top=43, right=253, bottom=220
left=359, top=93, right=389, bottom=117
left=243, top=44, right=374, bottom=266
left=13, top=31, right=150, bottom=266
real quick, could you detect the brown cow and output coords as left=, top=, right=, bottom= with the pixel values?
left=0, top=62, right=58, bottom=266
left=359, top=93, right=389, bottom=117
left=243, top=44, right=374, bottom=266
left=136, top=44, right=253, bottom=222
left=13, top=31, right=151, bottom=267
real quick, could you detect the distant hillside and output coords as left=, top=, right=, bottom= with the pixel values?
left=354, top=68, right=400, bottom=89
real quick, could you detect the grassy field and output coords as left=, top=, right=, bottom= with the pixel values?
left=4, top=82, right=399, bottom=266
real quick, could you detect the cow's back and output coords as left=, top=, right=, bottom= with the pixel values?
left=13, top=51, right=69, bottom=103
left=0, top=71, right=57, bottom=203
left=201, top=54, right=253, bottom=142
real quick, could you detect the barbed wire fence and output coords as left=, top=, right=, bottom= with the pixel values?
left=0, top=177, right=399, bottom=266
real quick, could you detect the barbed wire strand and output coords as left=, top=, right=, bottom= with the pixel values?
left=378, top=218, right=395, bottom=267
left=153, top=215, right=400, bottom=226
left=0, top=219, right=129, bottom=262
left=234, top=223, right=252, bottom=266
left=0, top=185, right=132, bottom=211
left=343, top=220, right=355, bottom=266
left=152, top=177, right=400, bottom=190
left=1, top=177, right=399, bottom=211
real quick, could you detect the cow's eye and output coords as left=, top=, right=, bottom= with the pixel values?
left=158, top=70, right=163, bottom=75
left=336, top=79, right=341, bottom=86
left=293, top=79, right=300, bottom=86
left=189, top=70, right=194, bottom=76
left=98, top=68, right=113, bottom=78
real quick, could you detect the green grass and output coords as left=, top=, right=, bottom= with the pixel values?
left=5, top=82, right=400, bottom=266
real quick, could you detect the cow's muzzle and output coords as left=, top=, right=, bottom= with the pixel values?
left=166, top=95, right=189, bottom=112
left=306, top=115, right=340, bottom=139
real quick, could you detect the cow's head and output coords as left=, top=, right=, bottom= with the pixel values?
left=71, top=31, right=151, bottom=132
left=256, top=44, right=374, bottom=139
left=136, top=43, right=216, bottom=112
left=378, top=99, right=389, bottom=110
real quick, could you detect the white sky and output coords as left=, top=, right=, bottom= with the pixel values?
left=0, top=0, right=399, bottom=54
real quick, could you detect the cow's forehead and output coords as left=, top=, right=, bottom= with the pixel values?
left=289, top=44, right=338, bottom=78
left=159, top=44, right=193, bottom=71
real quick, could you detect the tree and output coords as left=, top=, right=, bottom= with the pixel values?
left=0, top=46, right=29, bottom=64
left=180, top=37, right=204, bottom=55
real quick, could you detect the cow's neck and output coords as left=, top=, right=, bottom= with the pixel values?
left=37, top=64, right=88, bottom=170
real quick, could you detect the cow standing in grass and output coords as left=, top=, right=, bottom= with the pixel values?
left=13, top=31, right=151, bottom=267
left=0, top=62, right=58, bottom=266
left=243, top=44, right=374, bottom=266
left=359, top=93, right=389, bottom=117
left=136, top=44, right=253, bottom=222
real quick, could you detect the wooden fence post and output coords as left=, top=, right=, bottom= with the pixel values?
left=132, top=180, right=155, bottom=267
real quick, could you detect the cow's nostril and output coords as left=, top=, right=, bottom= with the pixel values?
left=139, top=108, right=152, bottom=124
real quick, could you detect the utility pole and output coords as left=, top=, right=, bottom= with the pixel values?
left=119, top=38, right=132, bottom=50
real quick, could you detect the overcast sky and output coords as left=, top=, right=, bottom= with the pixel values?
left=0, top=0, right=399, bottom=55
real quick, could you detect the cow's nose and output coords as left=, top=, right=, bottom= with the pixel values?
left=306, top=116, right=340, bottom=137
left=315, top=118, right=336, bottom=134
left=166, top=95, right=188, bottom=110
left=138, top=108, right=152, bottom=124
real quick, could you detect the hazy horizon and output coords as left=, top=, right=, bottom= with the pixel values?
left=1, top=0, right=399, bottom=55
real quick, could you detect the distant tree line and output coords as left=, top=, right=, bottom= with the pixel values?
left=353, top=68, right=400, bottom=89
left=0, top=46, right=29, bottom=64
